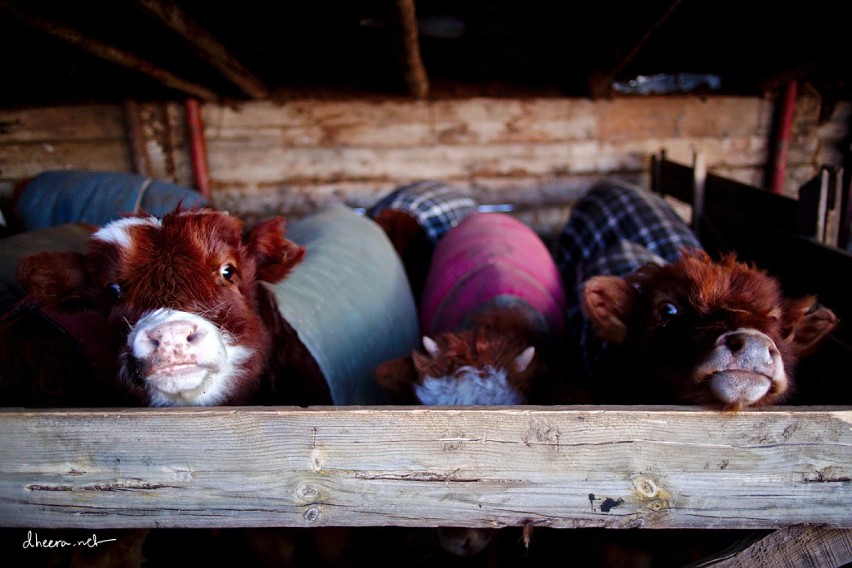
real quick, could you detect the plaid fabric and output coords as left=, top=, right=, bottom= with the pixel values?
left=368, top=180, right=478, bottom=245
left=555, top=180, right=702, bottom=374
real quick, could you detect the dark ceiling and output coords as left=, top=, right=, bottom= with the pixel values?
left=1, top=0, right=849, bottom=109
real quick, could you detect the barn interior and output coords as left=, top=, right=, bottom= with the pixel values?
left=2, top=0, right=851, bottom=105
left=1, top=1, right=851, bottom=567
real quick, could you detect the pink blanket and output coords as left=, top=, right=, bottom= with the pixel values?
left=420, top=212, right=566, bottom=336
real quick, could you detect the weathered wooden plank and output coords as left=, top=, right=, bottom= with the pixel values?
left=0, top=105, right=126, bottom=143
left=204, top=138, right=770, bottom=186
left=202, top=98, right=772, bottom=147
left=0, top=406, right=848, bottom=530
left=0, top=96, right=827, bottom=208
left=687, top=525, right=852, bottom=568
left=0, top=142, right=131, bottom=183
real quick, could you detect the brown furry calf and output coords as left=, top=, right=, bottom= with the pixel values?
left=556, top=180, right=838, bottom=408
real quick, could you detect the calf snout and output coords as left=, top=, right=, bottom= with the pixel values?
left=131, top=314, right=217, bottom=371
left=126, top=309, right=244, bottom=405
left=715, top=329, right=781, bottom=374
left=696, top=328, right=788, bottom=407
left=140, top=319, right=208, bottom=364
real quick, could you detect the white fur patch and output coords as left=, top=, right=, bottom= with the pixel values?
left=128, top=308, right=253, bottom=407
left=415, top=367, right=524, bottom=406
left=93, top=216, right=161, bottom=250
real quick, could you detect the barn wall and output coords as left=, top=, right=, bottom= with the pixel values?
left=1, top=92, right=847, bottom=234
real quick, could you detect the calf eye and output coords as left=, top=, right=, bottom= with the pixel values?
left=220, top=264, right=236, bottom=281
left=659, top=302, right=679, bottom=320
left=105, top=282, right=122, bottom=300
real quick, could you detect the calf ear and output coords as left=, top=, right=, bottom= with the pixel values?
left=782, top=296, right=839, bottom=357
left=582, top=275, right=635, bottom=344
left=17, top=251, right=96, bottom=310
left=246, top=217, right=306, bottom=283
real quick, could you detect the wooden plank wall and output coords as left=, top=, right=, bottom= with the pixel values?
left=2, top=93, right=846, bottom=235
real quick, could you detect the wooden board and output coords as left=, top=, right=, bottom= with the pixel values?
left=1, top=406, right=849, bottom=530
left=686, top=525, right=852, bottom=567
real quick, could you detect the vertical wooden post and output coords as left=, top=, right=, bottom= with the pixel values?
left=123, top=99, right=151, bottom=176
left=389, top=0, right=430, bottom=99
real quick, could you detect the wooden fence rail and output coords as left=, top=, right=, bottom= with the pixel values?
left=1, top=406, right=849, bottom=531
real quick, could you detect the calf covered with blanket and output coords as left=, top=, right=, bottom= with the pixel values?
left=555, top=180, right=838, bottom=408
left=375, top=211, right=569, bottom=406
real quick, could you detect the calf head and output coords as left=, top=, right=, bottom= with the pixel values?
left=375, top=307, right=539, bottom=406
left=18, top=208, right=305, bottom=406
left=582, top=250, right=838, bottom=408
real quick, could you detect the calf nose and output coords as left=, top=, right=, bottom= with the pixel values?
left=143, top=320, right=208, bottom=354
left=718, top=329, right=779, bottom=368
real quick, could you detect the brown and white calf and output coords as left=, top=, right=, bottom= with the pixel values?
left=8, top=204, right=420, bottom=408
left=556, top=181, right=839, bottom=408
left=10, top=207, right=306, bottom=407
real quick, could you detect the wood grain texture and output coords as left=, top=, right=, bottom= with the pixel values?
left=0, top=406, right=848, bottom=530
left=687, top=525, right=852, bottom=568
left=0, top=106, right=126, bottom=143
left=0, top=95, right=833, bottom=206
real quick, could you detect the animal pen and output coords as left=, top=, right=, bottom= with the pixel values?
left=1, top=1, right=851, bottom=566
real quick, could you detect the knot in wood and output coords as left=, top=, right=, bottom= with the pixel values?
left=303, top=507, right=321, bottom=523
left=296, top=483, right=319, bottom=501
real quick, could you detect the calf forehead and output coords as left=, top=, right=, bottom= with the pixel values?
left=92, top=211, right=249, bottom=305
left=650, top=257, right=783, bottom=316
left=95, top=210, right=243, bottom=261
left=93, top=216, right=162, bottom=249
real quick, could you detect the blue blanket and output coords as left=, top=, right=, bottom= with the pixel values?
left=16, top=170, right=209, bottom=230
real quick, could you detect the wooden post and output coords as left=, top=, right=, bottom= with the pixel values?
left=389, top=0, right=430, bottom=99
left=123, top=99, right=151, bottom=176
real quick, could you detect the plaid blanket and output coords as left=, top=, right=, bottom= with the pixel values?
left=555, top=180, right=701, bottom=374
left=368, top=180, right=478, bottom=245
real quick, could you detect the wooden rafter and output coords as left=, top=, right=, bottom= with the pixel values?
left=0, top=0, right=219, bottom=102
left=587, top=0, right=684, bottom=99
left=389, top=0, right=430, bottom=99
left=132, top=0, right=268, bottom=100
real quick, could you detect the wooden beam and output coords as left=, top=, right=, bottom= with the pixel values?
left=587, top=0, right=684, bottom=99
left=0, top=406, right=849, bottom=530
left=687, top=525, right=852, bottom=568
left=132, top=0, right=268, bottom=99
left=389, top=0, right=430, bottom=99
left=0, top=0, right=219, bottom=102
